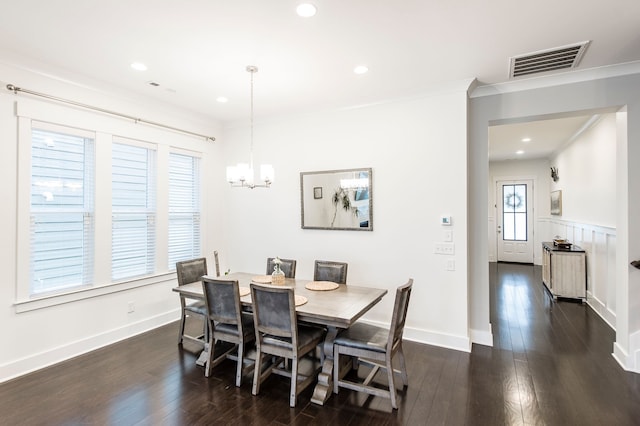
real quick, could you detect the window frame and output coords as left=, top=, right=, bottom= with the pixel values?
left=29, top=123, right=96, bottom=296
left=14, top=100, right=207, bottom=313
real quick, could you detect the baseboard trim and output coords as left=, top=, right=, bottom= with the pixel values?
left=0, top=310, right=179, bottom=384
left=613, top=341, right=631, bottom=371
left=470, top=326, right=494, bottom=347
left=612, top=334, right=640, bottom=374
left=361, top=318, right=472, bottom=353
left=586, top=291, right=616, bottom=330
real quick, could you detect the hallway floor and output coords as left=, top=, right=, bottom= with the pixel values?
left=477, top=262, right=640, bottom=424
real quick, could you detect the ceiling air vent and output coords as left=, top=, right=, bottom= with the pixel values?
left=509, top=41, right=590, bottom=78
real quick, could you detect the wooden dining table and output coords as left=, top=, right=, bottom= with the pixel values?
left=172, top=271, right=387, bottom=405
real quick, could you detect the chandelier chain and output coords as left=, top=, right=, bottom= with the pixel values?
left=249, top=66, right=257, bottom=171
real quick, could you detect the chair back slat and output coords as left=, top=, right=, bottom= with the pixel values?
left=176, top=258, right=207, bottom=286
left=214, top=250, right=221, bottom=277
left=202, top=278, right=241, bottom=324
left=250, top=284, right=296, bottom=339
left=266, top=258, right=297, bottom=278
left=387, top=279, right=413, bottom=352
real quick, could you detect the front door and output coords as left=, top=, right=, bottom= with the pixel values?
left=496, top=180, right=534, bottom=263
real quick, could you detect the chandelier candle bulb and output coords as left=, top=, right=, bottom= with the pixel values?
left=260, top=164, right=274, bottom=183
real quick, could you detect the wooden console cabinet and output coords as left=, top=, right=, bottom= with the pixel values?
left=542, top=242, right=587, bottom=300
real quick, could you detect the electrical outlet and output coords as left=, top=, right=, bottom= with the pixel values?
left=127, top=301, right=135, bottom=313
left=446, top=259, right=456, bottom=271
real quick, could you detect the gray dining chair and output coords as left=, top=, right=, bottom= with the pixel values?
left=266, top=257, right=297, bottom=278
left=176, top=257, right=209, bottom=346
left=250, top=284, right=326, bottom=407
left=332, top=279, right=413, bottom=409
left=313, top=260, right=348, bottom=284
left=201, top=277, right=255, bottom=386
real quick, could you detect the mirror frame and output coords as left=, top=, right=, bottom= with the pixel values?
left=300, top=167, right=373, bottom=231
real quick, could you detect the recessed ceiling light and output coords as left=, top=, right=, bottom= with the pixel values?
left=216, top=97, right=228, bottom=103
left=130, top=62, right=147, bottom=71
left=522, top=137, right=531, bottom=142
left=296, top=3, right=317, bottom=17
left=516, top=150, right=525, bottom=155
left=354, top=65, right=369, bottom=75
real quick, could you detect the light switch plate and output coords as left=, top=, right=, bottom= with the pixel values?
left=434, top=243, right=455, bottom=255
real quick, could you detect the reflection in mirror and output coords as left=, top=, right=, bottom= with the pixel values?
left=300, top=168, right=373, bottom=231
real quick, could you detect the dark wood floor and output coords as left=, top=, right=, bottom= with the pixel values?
left=2, top=263, right=640, bottom=425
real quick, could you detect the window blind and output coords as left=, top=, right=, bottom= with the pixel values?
left=30, top=127, right=95, bottom=294
left=112, top=142, right=156, bottom=281
left=168, top=152, right=201, bottom=269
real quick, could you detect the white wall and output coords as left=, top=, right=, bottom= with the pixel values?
left=219, top=84, right=475, bottom=351
left=550, top=114, right=617, bottom=227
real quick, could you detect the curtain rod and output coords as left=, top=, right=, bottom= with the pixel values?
left=5, top=84, right=216, bottom=142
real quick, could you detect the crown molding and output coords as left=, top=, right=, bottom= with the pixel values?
left=470, top=61, right=640, bottom=98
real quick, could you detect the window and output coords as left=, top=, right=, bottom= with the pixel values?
left=168, top=152, right=201, bottom=269
left=18, top=104, right=208, bottom=309
left=502, top=183, right=527, bottom=241
left=112, top=140, right=156, bottom=281
left=30, top=126, right=95, bottom=295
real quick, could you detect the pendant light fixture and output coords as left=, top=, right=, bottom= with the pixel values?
left=226, top=65, right=274, bottom=189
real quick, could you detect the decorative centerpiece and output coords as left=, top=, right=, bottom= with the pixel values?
left=271, top=256, right=286, bottom=285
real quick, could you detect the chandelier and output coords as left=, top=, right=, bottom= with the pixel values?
left=226, top=65, right=274, bottom=189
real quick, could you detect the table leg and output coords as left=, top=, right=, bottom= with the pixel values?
left=311, top=326, right=340, bottom=405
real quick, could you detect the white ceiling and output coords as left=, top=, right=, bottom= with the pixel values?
left=488, top=115, right=599, bottom=162
left=0, top=0, right=639, bottom=148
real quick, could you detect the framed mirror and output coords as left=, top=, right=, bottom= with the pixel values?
left=300, top=167, right=373, bottom=231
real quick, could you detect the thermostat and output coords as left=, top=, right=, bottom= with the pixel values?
left=440, top=215, right=452, bottom=226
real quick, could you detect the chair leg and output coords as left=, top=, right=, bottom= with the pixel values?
left=235, top=343, right=244, bottom=387
left=205, top=336, right=215, bottom=378
left=203, top=316, right=209, bottom=343
left=252, top=349, right=263, bottom=396
left=397, top=345, right=408, bottom=386
left=290, top=356, right=298, bottom=407
left=333, top=347, right=340, bottom=394
left=386, top=356, right=398, bottom=410
left=177, top=311, right=186, bottom=345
